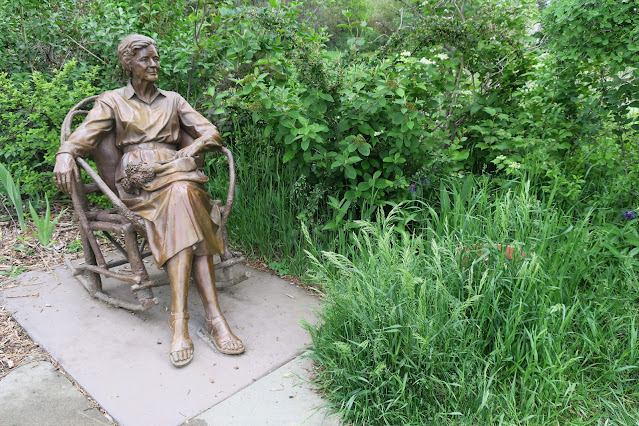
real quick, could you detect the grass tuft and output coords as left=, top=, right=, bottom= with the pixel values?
left=305, top=177, right=639, bottom=424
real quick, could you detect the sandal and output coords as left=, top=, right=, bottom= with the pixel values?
left=199, top=316, right=245, bottom=355
left=168, top=312, right=194, bottom=367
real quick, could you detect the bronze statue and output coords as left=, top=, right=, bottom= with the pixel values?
left=53, top=34, right=244, bottom=367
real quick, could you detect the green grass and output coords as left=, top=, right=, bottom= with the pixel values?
left=204, top=138, right=639, bottom=422
left=205, top=140, right=342, bottom=276
left=304, top=176, right=639, bottom=424
left=0, top=162, right=26, bottom=231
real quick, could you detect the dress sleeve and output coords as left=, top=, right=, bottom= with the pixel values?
left=176, top=95, right=223, bottom=149
left=59, top=95, right=115, bottom=157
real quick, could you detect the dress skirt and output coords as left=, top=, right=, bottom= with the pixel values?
left=115, top=145, right=224, bottom=267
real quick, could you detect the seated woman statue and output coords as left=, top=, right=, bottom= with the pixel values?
left=53, top=34, right=244, bottom=367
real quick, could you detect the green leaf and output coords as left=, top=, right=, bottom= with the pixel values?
left=283, top=150, right=295, bottom=163
left=345, top=165, right=357, bottom=179
left=452, top=149, right=469, bottom=161
left=357, top=144, right=371, bottom=156
left=358, top=181, right=371, bottom=191
left=284, top=134, right=295, bottom=145
left=375, top=179, right=391, bottom=189
left=484, top=107, right=497, bottom=116
left=391, top=112, right=404, bottom=124
left=302, top=95, right=315, bottom=107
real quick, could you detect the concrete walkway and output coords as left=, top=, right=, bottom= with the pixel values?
left=0, top=259, right=340, bottom=425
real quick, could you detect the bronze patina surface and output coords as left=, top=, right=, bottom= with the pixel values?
left=53, top=34, right=244, bottom=367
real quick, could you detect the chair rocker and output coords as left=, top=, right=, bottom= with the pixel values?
left=61, top=95, right=248, bottom=312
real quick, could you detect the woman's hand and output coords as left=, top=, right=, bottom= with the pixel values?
left=53, top=153, right=81, bottom=196
left=172, top=139, right=204, bottom=160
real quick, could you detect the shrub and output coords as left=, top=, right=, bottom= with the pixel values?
left=0, top=61, right=100, bottom=197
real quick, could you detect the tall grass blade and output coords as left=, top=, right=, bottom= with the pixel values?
left=28, top=194, right=65, bottom=246
left=0, top=163, right=26, bottom=231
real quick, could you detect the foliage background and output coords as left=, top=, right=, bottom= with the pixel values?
left=2, top=0, right=639, bottom=423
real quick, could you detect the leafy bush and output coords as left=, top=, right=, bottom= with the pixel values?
left=0, top=0, right=79, bottom=74
left=0, top=61, right=100, bottom=196
left=206, top=1, right=564, bottom=214
left=538, top=0, right=639, bottom=203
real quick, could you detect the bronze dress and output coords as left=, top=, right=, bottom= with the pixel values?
left=59, top=83, right=224, bottom=266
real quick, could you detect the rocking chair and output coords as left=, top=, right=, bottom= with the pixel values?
left=61, top=95, right=248, bottom=312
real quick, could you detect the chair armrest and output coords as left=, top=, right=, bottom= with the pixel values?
left=76, top=158, right=144, bottom=228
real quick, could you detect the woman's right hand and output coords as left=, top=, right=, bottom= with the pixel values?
left=53, top=153, right=80, bottom=196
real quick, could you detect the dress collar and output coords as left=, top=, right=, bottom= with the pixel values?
left=124, top=81, right=168, bottom=103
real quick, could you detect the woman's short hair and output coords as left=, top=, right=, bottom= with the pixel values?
left=117, top=34, right=158, bottom=76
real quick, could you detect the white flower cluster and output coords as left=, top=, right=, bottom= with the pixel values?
left=435, top=53, right=449, bottom=61
left=419, top=57, right=435, bottom=65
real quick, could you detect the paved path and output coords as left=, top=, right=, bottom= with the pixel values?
left=0, top=259, right=340, bottom=425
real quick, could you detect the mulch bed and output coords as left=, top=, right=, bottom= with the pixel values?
left=0, top=201, right=81, bottom=375
left=1, top=202, right=81, bottom=279
left=0, top=304, right=47, bottom=378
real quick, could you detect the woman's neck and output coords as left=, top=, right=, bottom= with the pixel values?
left=130, top=77, right=157, bottom=103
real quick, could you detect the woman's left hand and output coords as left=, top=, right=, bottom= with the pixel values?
left=172, top=140, right=203, bottom=159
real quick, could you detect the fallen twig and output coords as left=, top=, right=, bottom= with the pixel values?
left=5, top=292, right=40, bottom=298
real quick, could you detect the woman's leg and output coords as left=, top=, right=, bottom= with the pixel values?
left=192, top=255, right=244, bottom=354
left=165, top=247, right=195, bottom=366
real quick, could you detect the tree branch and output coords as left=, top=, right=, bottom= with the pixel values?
left=393, top=0, right=425, bottom=21
left=60, top=32, right=107, bottom=66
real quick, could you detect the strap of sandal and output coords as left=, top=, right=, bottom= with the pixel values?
left=170, top=312, right=190, bottom=321
left=206, top=316, right=225, bottom=327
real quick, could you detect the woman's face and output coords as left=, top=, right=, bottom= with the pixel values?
left=130, top=46, right=160, bottom=82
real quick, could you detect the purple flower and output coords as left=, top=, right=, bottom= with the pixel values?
left=622, top=211, right=637, bottom=220
left=410, top=183, right=417, bottom=193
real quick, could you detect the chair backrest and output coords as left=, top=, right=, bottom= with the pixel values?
left=61, top=95, right=120, bottom=194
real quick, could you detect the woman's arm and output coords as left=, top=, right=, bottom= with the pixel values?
left=173, top=96, right=222, bottom=159
left=54, top=97, right=115, bottom=195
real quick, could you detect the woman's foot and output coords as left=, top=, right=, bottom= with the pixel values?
left=203, top=315, right=245, bottom=355
left=169, top=312, right=194, bottom=367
